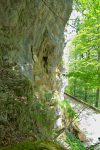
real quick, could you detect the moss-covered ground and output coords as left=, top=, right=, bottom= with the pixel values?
left=0, top=141, right=66, bottom=150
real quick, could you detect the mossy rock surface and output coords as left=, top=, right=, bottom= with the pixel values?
left=0, top=141, right=67, bottom=150
left=0, top=67, right=34, bottom=146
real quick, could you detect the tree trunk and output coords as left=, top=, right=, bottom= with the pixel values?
left=73, top=79, right=76, bottom=97
left=95, top=51, right=100, bottom=107
left=95, top=88, right=99, bottom=107
left=84, top=88, right=87, bottom=101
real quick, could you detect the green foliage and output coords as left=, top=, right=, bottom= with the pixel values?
left=0, top=140, right=66, bottom=150
left=59, top=99, right=77, bottom=120
left=66, top=131, right=86, bottom=150
left=0, top=67, right=34, bottom=146
left=66, top=131, right=93, bottom=150
left=66, top=131, right=95, bottom=150
left=32, top=91, right=56, bottom=140
left=0, top=67, right=55, bottom=146
left=67, top=0, right=100, bottom=107
left=44, top=91, right=53, bottom=101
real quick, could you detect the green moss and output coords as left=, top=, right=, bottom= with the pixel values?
left=0, top=67, right=57, bottom=146
left=0, top=141, right=66, bottom=150
left=0, top=67, right=33, bottom=98
left=0, top=67, right=34, bottom=146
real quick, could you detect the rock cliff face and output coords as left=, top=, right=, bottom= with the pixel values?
left=0, top=0, right=72, bottom=146
left=0, top=0, right=72, bottom=90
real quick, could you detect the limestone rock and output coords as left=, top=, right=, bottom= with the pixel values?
left=0, top=0, right=73, bottom=146
left=78, top=132, right=86, bottom=142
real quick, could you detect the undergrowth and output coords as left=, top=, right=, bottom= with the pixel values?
left=66, top=131, right=94, bottom=150
left=0, top=67, right=56, bottom=146
left=0, top=140, right=66, bottom=150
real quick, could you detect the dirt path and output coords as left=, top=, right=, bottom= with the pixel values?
left=65, top=94, right=100, bottom=148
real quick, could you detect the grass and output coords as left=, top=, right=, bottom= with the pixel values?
left=66, top=131, right=94, bottom=150
left=66, top=131, right=86, bottom=150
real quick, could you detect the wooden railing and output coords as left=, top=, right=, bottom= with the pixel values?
left=64, top=92, right=100, bottom=113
